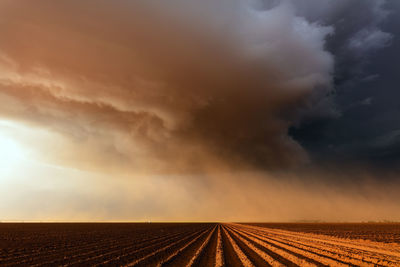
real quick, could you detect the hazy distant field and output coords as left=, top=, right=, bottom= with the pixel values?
left=1, top=223, right=400, bottom=266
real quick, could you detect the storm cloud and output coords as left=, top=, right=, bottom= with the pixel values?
left=289, top=0, right=399, bottom=166
left=0, top=0, right=395, bottom=173
left=0, top=0, right=334, bottom=172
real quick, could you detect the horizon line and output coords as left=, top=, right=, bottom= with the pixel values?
left=1, top=220, right=399, bottom=223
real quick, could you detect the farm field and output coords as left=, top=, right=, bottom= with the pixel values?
left=1, top=222, right=400, bottom=266
left=244, top=223, right=400, bottom=244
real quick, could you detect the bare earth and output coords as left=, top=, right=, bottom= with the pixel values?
left=1, top=223, right=400, bottom=266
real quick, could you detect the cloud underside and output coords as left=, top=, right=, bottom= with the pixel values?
left=0, top=0, right=390, bottom=173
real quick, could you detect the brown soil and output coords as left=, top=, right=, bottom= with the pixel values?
left=1, top=222, right=400, bottom=266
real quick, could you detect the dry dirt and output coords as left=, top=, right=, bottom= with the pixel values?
left=1, top=222, right=400, bottom=266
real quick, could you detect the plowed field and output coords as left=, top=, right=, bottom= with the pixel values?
left=1, top=223, right=399, bottom=266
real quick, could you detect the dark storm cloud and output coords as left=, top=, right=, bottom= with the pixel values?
left=289, top=0, right=400, bottom=168
left=290, top=0, right=393, bottom=119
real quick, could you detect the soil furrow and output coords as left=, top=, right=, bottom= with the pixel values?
left=227, top=225, right=289, bottom=267
left=225, top=225, right=280, bottom=267
left=127, top=227, right=209, bottom=266
left=222, top=226, right=255, bottom=267
left=190, top=225, right=218, bottom=267
left=243, top=225, right=400, bottom=257
left=2, top=223, right=399, bottom=266
left=231, top=225, right=347, bottom=267
left=238, top=226, right=381, bottom=266
left=84, top=230, right=197, bottom=266
left=161, top=226, right=216, bottom=267
left=37, top=230, right=190, bottom=267
left=3, top=226, right=196, bottom=266
left=215, top=225, right=225, bottom=267
left=1, top=224, right=194, bottom=263
left=226, top=225, right=299, bottom=267
left=221, top=225, right=246, bottom=267
left=228, top=224, right=317, bottom=267
left=236, top=224, right=400, bottom=266
left=107, top=227, right=208, bottom=267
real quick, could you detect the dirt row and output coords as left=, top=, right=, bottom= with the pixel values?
left=0, top=223, right=214, bottom=267
left=2, top=223, right=400, bottom=266
left=225, top=223, right=400, bottom=267
left=118, top=224, right=400, bottom=266
left=245, top=223, right=400, bottom=244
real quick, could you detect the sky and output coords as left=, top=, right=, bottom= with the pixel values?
left=0, top=0, right=399, bottom=222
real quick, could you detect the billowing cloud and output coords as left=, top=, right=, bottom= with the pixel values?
left=0, top=0, right=334, bottom=172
